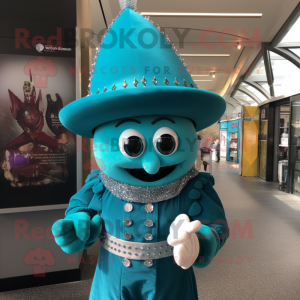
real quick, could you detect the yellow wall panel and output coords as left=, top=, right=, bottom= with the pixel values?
left=242, top=107, right=259, bottom=177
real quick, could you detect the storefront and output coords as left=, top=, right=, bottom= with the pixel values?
left=219, top=119, right=241, bottom=163
left=220, top=122, right=227, bottom=157
left=258, top=93, right=300, bottom=195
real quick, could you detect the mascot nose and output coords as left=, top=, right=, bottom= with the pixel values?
left=142, top=152, right=160, bottom=174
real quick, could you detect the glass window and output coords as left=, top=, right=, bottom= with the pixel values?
left=258, top=105, right=269, bottom=180
left=221, top=103, right=238, bottom=120
left=247, top=57, right=267, bottom=82
left=280, top=16, right=300, bottom=44
left=258, top=83, right=270, bottom=93
left=289, top=48, right=300, bottom=57
left=234, top=91, right=257, bottom=106
left=270, top=51, right=300, bottom=96
left=289, top=99, right=300, bottom=196
left=241, top=83, right=267, bottom=102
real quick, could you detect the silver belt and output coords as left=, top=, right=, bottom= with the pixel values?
left=101, top=233, right=174, bottom=261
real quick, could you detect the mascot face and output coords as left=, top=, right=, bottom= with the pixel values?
left=93, top=115, right=198, bottom=187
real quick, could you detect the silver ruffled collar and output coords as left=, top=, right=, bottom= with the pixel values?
left=100, top=167, right=198, bottom=203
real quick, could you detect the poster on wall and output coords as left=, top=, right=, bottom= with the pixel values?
left=0, top=54, right=76, bottom=209
left=260, top=106, right=269, bottom=121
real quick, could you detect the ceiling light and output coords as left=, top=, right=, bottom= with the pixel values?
left=235, top=42, right=242, bottom=50
left=180, top=54, right=230, bottom=57
left=141, top=12, right=263, bottom=18
left=210, top=72, right=216, bottom=78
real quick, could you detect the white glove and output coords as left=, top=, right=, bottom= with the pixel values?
left=167, top=214, right=201, bottom=269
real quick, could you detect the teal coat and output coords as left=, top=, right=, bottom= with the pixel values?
left=66, top=171, right=228, bottom=300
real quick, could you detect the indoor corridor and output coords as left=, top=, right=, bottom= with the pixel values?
left=1, top=160, right=300, bottom=300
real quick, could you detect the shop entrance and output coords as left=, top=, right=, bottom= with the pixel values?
left=289, top=98, right=300, bottom=196
left=220, top=129, right=227, bottom=157
left=273, top=103, right=290, bottom=190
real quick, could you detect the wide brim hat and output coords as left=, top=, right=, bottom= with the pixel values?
left=59, top=0, right=226, bottom=138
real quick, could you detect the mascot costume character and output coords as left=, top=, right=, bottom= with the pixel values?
left=52, top=0, right=229, bottom=299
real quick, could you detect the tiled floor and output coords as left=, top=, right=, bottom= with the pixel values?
left=1, top=159, right=300, bottom=300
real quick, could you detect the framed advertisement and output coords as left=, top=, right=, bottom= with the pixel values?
left=0, top=53, right=77, bottom=209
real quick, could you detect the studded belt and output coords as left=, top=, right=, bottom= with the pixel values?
left=101, top=233, right=174, bottom=264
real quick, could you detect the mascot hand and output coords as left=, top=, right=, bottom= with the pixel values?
left=167, top=214, right=201, bottom=269
left=52, top=212, right=101, bottom=254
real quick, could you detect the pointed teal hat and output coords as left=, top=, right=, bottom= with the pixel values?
left=59, top=0, right=226, bottom=138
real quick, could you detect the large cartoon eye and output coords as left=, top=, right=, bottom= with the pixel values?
left=119, top=129, right=145, bottom=158
left=43, top=67, right=47, bottom=70
left=35, top=67, right=38, bottom=70
left=153, top=127, right=178, bottom=156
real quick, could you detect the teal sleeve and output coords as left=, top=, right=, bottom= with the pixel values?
left=187, top=173, right=229, bottom=268
left=193, top=224, right=227, bottom=268
left=65, top=170, right=102, bottom=218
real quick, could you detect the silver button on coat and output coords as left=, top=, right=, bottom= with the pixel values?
left=145, top=203, right=153, bottom=213
left=123, top=218, right=133, bottom=226
left=124, top=233, right=132, bottom=240
left=144, top=220, right=153, bottom=227
left=123, top=258, right=131, bottom=267
left=144, top=259, right=153, bottom=267
left=144, top=233, right=153, bottom=241
left=124, top=203, right=133, bottom=212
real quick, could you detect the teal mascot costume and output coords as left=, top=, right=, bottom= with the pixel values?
left=52, top=0, right=229, bottom=299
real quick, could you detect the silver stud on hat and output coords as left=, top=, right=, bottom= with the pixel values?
left=112, top=84, right=117, bottom=90
left=152, top=76, right=158, bottom=86
left=133, top=78, right=139, bottom=88
left=183, top=80, right=187, bottom=87
left=174, top=78, right=179, bottom=86
left=103, top=87, right=108, bottom=93
left=96, top=88, right=100, bottom=94
left=163, top=77, right=169, bottom=86
left=122, top=80, right=128, bottom=89
left=141, top=76, right=147, bottom=87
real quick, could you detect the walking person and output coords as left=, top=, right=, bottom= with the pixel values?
left=215, top=139, right=220, bottom=162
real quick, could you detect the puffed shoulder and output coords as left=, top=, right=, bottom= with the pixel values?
left=84, top=170, right=104, bottom=195
left=65, top=170, right=103, bottom=216
left=85, top=170, right=101, bottom=183
left=187, top=171, right=223, bottom=217
left=86, top=170, right=104, bottom=212
left=196, top=172, right=215, bottom=186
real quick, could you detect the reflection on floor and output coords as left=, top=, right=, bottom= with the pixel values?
left=1, top=159, right=300, bottom=300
